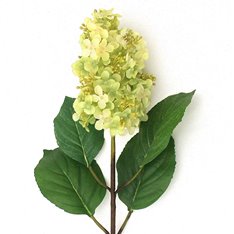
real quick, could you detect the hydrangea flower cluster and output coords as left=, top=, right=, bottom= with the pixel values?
left=72, top=9, right=155, bottom=135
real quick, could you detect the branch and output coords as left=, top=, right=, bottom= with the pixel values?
left=117, top=210, right=133, bottom=234
left=116, top=168, right=143, bottom=193
left=90, top=215, right=109, bottom=234
left=88, top=166, right=111, bottom=191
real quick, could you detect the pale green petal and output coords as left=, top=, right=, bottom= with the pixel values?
left=90, top=50, right=98, bottom=59
left=102, top=29, right=109, bottom=39
left=100, top=39, right=107, bottom=47
left=84, top=60, right=98, bottom=73
left=107, top=44, right=114, bottom=52
left=112, top=74, right=121, bottom=82
left=85, top=95, right=93, bottom=104
left=129, top=59, right=136, bottom=68
left=106, top=102, right=114, bottom=110
left=94, top=85, right=103, bottom=96
left=126, top=69, right=133, bottom=78
left=86, top=21, right=96, bottom=31
left=141, top=114, right=148, bottom=122
left=89, top=117, right=96, bottom=124
left=143, top=52, right=149, bottom=60
left=72, top=113, right=80, bottom=121
left=94, top=107, right=102, bottom=119
left=98, top=100, right=107, bottom=109
left=83, top=39, right=91, bottom=47
left=102, top=52, right=109, bottom=61
left=112, top=116, right=120, bottom=125
left=82, top=49, right=90, bottom=57
left=73, top=100, right=85, bottom=114
left=103, top=59, right=110, bottom=65
left=111, top=42, right=119, bottom=49
left=103, top=109, right=111, bottom=118
left=102, top=94, right=109, bottom=102
left=84, top=105, right=95, bottom=115
left=95, top=120, right=104, bottom=130
left=92, top=37, right=101, bottom=47
left=112, top=82, right=120, bottom=91
left=101, top=70, right=110, bottom=79
left=92, top=94, right=99, bottom=102
left=142, top=97, right=149, bottom=107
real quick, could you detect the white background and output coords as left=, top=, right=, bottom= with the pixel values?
left=0, top=0, right=234, bottom=233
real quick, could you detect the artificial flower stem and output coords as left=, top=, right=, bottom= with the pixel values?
left=117, top=210, right=133, bottom=234
left=116, top=168, right=143, bottom=193
left=88, top=166, right=111, bottom=191
left=91, top=215, right=109, bottom=234
left=111, top=136, right=116, bottom=234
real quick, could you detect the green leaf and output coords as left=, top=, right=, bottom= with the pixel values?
left=34, top=148, right=106, bottom=216
left=54, top=96, right=104, bottom=166
left=117, top=91, right=194, bottom=197
left=118, top=138, right=176, bottom=210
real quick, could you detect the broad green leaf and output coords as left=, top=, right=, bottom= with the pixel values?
left=54, top=96, right=104, bottom=166
left=34, top=148, right=106, bottom=216
left=118, top=138, right=175, bottom=210
left=117, top=91, right=194, bottom=192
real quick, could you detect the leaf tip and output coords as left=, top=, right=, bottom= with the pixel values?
left=191, top=89, right=196, bottom=95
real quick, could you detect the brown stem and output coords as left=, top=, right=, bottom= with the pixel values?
left=110, top=136, right=116, bottom=234
left=117, top=210, right=133, bottom=234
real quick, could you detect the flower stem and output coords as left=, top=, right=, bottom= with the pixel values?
left=88, top=166, right=111, bottom=191
left=110, top=136, right=116, bottom=234
left=117, top=210, right=133, bottom=234
left=91, top=215, right=109, bottom=234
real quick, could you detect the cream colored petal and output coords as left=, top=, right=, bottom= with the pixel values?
left=98, top=100, right=107, bottom=109
left=72, top=113, right=80, bottom=122
left=73, top=101, right=84, bottom=114
left=102, top=94, right=109, bottom=102
left=102, top=52, right=109, bottom=61
left=103, top=109, right=111, bottom=118
left=94, top=85, right=103, bottom=96
left=102, top=29, right=109, bottom=39
left=143, top=52, right=149, bottom=60
left=94, top=107, right=102, bottom=119
left=112, top=74, right=121, bottom=81
left=85, top=95, right=93, bottom=104
left=90, top=50, right=98, bottom=59
left=87, top=21, right=97, bottom=31
left=101, top=39, right=107, bottom=46
left=83, top=39, right=91, bottom=47
left=82, top=49, right=90, bottom=57
left=84, top=106, right=95, bottom=115
left=95, top=120, right=104, bottom=131
left=101, top=70, right=110, bottom=79
left=92, top=95, right=100, bottom=102
left=107, top=44, right=114, bottom=52
left=126, top=69, right=133, bottom=78
left=92, top=37, right=101, bottom=47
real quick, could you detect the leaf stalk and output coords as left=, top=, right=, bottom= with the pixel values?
left=89, top=166, right=111, bottom=191
left=91, top=215, right=109, bottom=234
left=116, top=168, right=143, bottom=193
left=117, top=210, right=133, bottom=234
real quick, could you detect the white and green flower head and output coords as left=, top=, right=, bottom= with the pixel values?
left=72, top=9, right=155, bottom=136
